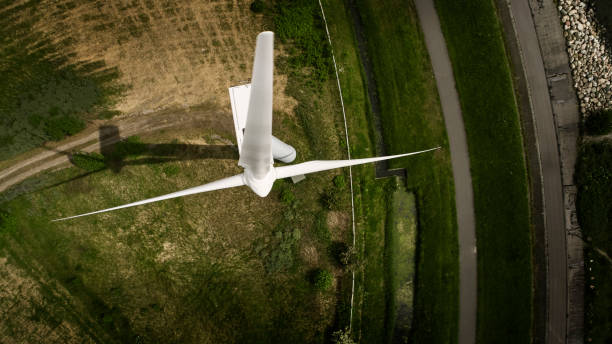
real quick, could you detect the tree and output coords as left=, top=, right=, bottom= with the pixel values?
left=313, top=269, right=333, bottom=291
left=250, top=0, right=264, bottom=13
left=332, top=328, right=356, bottom=344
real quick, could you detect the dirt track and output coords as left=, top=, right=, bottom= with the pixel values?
left=0, top=106, right=234, bottom=194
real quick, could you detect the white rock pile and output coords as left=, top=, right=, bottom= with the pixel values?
left=558, top=0, right=612, bottom=114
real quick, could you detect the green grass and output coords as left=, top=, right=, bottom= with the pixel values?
left=433, top=0, right=532, bottom=342
left=0, top=1, right=124, bottom=160
left=575, top=141, right=612, bottom=344
left=0, top=160, right=337, bottom=343
left=323, top=0, right=458, bottom=342
left=386, top=187, right=418, bottom=342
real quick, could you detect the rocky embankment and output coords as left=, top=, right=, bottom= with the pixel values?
left=558, top=0, right=612, bottom=114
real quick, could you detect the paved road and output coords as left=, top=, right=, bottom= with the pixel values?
left=505, top=1, right=568, bottom=343
left=413, top=1, right=477, bottom=343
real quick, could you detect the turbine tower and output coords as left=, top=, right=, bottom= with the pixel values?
left=53, top=32, right=439, bottom=222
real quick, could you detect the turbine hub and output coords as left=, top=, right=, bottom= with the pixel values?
left=242, top=166, right=276, bottom=197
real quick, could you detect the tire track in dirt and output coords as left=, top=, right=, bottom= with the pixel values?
left=0, top=108, right=230, bottom=194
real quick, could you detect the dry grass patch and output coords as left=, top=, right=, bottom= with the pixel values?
left=29, top=0, right=296, bottom=116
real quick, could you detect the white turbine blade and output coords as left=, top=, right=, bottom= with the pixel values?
left=238, top=31, right=274, bottom=178
left=275, top=147, right=440, bottom=179
left=52, top=174, right=245, bottom=222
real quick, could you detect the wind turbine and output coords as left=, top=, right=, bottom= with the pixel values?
left=53, top=32, right=439, bottom=222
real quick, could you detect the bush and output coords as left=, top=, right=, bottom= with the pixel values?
left=332, top=328, right=356, bottom=344
left=0, top=210, right=17, bottom=234
left=333, top=174, right=346, bottom=190
left=45, top=114, right=86, bottom=141
left=280, top=188, right=296, bottom=206
left=71, top=151, right=106, bottom=171
left=98, top=110, right=121, bottom=120
left=330, top=241, right=349, bottom=265
left=584, top=109, right=612, bottom=135
left=321, top=187, right=341, bottom=210
left=313, top=269, right=333, bottom=291
left=265, top=227, right=301, bottom=273
left=250, top=0, right=264, bottom=13
left=274, top=0, right=332, bottom=81
left=162, top=164, right=180, bottom=176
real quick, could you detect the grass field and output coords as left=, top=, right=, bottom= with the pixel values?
left=575, top=141, right=612, bottom=344
left=0, top=1, right=354, bottom=342
left=323, top=0, right=459, bottom=342
left=0, top=0, right=124, bottom=160
left=433, top=0, right=532, bottom=342
left=387, top=188, right=418, bottom=342
left=1, top=0, right=296, bottom=161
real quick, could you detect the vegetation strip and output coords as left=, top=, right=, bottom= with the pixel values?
left=433, top=0, right=532, bottom=342
left=324, top=0, right=459, bottom=342
left=576, top=141, right=612, bottom=343
left=317, top=0, right=358, bottom=329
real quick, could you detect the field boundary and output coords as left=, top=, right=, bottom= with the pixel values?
left=317, top=0, right=358, bottom=329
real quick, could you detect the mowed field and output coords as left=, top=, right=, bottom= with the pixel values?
left=32, top=0, right=298, bottom=114
left=0, top=0, right=297, bottom=160
left=1, top=1, right=353, bottom=343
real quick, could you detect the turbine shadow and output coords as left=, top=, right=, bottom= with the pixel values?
left=43, top=125, right=238, bottom=190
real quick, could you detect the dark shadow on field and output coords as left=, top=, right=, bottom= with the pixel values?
left=42, top=125, right=238, bottom=189
left=96, top=125, right=238, bottom=173
left=0, top=0, right=125, bottom=160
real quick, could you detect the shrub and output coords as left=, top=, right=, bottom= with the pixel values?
left=250, top=0, right=264, bottom=13
left=333, top=174, right=346, bottom=190
left=265, top=227, right=301, bottom=273
left=280, top=188, right=296, bottom=206
left=45, top=115, right=86, bottom=141
left=98, top=110, right=121, bottom=119
left=0, top=210, right=17, bottom=234
left=321, top=187, right=342, bottom=210
left=332, top=328, right=356, bottom=344
left=584, top=109, right=612, bottom=135
left=274, top=0, right=332, bottom=81
left=162, top=164, right=180, bottom=176
left=330, top=241, right=349, bottom=265
left=71, top=151, right=106, bottom=171
left=341, top=245, right=358, bottom=270
left=313, top=269, right=333, bottom=291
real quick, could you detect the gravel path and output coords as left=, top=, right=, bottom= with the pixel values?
left=413, top=1, right=477, bottom=343
left=0, top=110, right=212, bottom=194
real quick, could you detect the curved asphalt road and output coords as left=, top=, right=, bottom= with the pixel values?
left=413, top=1, right=477, bottom=343
left=505, top=0, right=568, bottom=343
